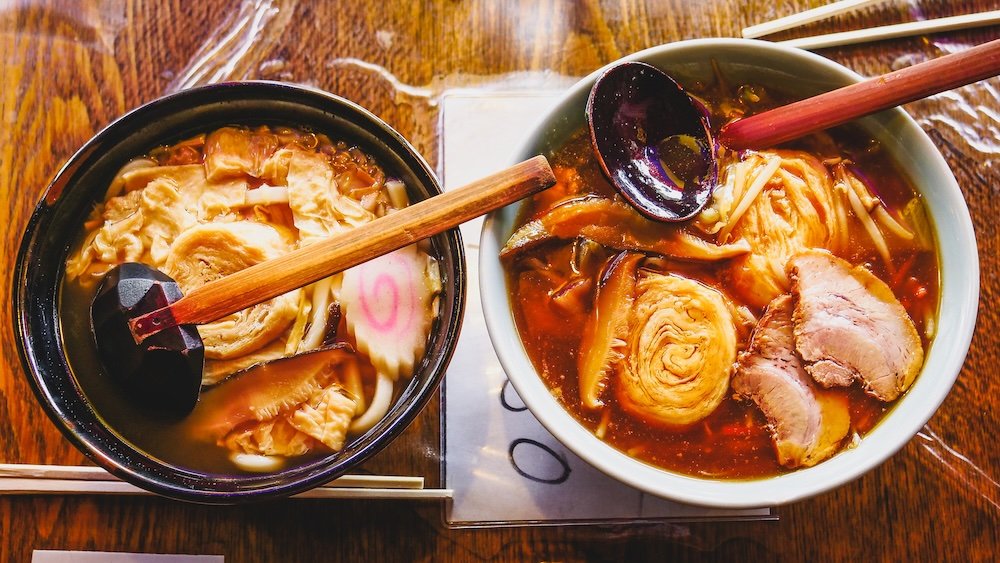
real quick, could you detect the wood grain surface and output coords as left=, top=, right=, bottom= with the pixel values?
left=1, top=0, right=998, bottom=561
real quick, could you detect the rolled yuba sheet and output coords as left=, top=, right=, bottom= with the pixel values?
left=617, top=272, right=738, bottom=427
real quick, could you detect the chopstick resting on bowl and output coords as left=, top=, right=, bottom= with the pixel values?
left=0, top=463, right=450, bottom=500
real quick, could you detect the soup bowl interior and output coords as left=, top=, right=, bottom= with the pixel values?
left=480, top=39, right=978, bottom=508
left=14, top=82, right=465, bottom=503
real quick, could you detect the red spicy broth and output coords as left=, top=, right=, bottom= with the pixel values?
left=503, top=84, right=939, bottom=479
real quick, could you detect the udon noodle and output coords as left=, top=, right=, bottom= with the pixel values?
left=62, top=125, right=441, bottom=473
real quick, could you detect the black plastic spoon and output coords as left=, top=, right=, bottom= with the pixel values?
left=587, top=39, right=1000, bottom=223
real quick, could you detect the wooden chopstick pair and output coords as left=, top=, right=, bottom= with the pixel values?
left=743, top=0, right=1000, bottom=50
left=0, top=463, right=452, bottom=500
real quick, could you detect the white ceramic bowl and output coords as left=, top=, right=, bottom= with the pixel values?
left=480, top=38, right=979, bottom=508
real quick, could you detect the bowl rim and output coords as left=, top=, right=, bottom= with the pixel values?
left=480, top=38, right=980, bottom=508
left=13, top=80, right=467, bottom=503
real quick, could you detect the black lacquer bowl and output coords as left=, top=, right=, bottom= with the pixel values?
left=13, top=82, right=466, bottom=503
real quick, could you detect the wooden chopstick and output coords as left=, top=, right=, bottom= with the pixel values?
left=147, top=155, right=554, bottom=331
left=0, top=463, right=424, bottom=488
left=776, top=10, right=1000, bottom=50
left=0, top=477, right=452, bottom=499
left=742, top=0, right=886, bottom=39
left=0, top=463, right=438, bottom=497
left=720, top=38, right=1000, bottom=149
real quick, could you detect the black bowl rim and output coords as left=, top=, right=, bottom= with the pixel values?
left=12, top=80, right=466, bottom=503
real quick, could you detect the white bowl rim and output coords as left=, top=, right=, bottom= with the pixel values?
left=479, top=38, right=980, bottom=508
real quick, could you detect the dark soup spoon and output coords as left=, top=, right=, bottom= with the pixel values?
left=587, top=38, right=1000, bottom=223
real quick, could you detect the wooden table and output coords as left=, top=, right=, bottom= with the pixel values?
left=2, top=1, right=998, bottom=560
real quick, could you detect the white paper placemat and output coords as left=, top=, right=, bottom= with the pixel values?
left=440, top=92, right=773, bottom=526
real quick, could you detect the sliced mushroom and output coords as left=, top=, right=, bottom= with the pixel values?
left=577, top=252, right=643, bottom=410
left=189, top=345, right=360, bottom=455
left=500, top=196, right=750, bottom=262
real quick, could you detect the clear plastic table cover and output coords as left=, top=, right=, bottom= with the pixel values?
left=7, top=0, right=998, bottom=531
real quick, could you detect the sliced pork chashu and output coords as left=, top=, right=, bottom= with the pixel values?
left=790, top=249, right=923, bottom=401
left=733, top=294, right=851, bottom=468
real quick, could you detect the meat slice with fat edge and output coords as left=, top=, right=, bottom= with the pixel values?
left=789, top=249, right=923, bottom=401
left=733, top=294, right=851, bottom=468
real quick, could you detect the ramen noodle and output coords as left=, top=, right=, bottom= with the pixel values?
left=501, top=82, right=937, bottom=478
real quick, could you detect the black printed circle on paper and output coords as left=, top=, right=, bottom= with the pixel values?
left=500, top=379, right=528, bottom=412
left=508, top=438, right=571, bottom=484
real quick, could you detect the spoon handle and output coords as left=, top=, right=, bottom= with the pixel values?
left=130, top=156, right=555, bottom=339
left=720, top=38, right=1000, bottom=150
